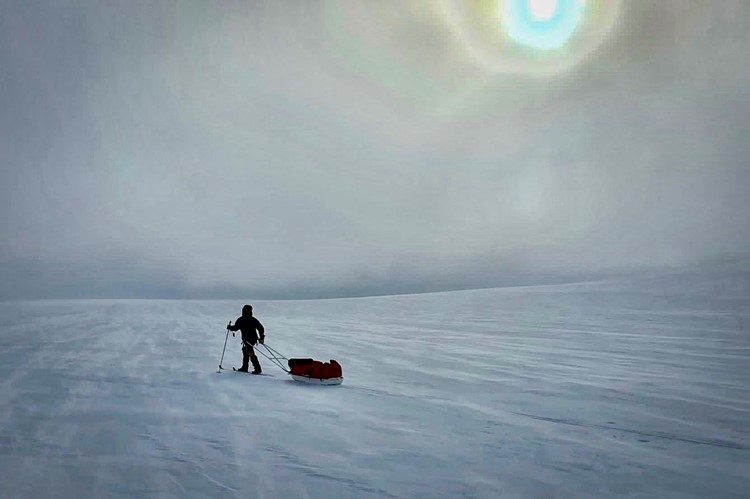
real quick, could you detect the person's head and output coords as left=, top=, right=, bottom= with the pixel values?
left=242, top=304, right=253, bottom=317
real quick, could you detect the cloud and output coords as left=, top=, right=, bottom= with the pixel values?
left=1, top=0, right=749, bottom=298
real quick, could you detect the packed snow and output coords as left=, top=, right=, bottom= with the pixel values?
left=1, top=268, right=748, bottom=498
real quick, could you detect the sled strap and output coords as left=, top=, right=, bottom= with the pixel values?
left=257, top=343, right=289, bottom=373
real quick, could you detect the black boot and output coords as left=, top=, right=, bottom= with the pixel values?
left=238, top=351, right=250, bottom=372
left=251, top=355, right=262, bottom=374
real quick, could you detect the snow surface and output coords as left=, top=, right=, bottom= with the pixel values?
left=1, top=269, right=749, bottom=498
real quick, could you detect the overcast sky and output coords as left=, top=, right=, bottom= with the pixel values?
left=1, top=0, right=749, bottom=299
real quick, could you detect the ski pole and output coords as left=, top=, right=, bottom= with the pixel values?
left=217, top=323, right=232, bottom=372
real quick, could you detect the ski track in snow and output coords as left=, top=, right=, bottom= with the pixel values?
left=0, top=270, right=749, bottom=498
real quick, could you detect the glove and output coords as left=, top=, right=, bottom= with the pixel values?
left=259, top=337, right=265, bottom=345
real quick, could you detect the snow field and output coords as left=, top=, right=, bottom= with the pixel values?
left=0, top=269, right=748, bottom=498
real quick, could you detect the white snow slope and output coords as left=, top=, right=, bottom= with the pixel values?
left=1, top=268, right=748, bottom=498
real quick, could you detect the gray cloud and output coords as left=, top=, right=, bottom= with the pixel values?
left=1, top=0, right=749, bottom=299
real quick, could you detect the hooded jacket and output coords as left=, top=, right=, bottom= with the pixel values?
left=228, top=306, right=265, bottom=344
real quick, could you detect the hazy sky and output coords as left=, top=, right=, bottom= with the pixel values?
left=1, top=0, right=749, bottom=299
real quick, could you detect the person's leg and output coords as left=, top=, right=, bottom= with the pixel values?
left=239, top=342, right=251, bottom=372
left=249, top=344, right=262, bottom=374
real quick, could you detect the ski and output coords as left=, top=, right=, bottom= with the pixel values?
left=232, top=367, right=272, bottom=376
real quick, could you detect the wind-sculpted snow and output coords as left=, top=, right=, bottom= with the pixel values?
left=1, top=269, right=748, bottom=498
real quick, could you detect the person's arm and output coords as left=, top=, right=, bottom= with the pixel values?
left=227, top=317, right=241, bottom=332
left=256, top=318, right=265, bottom=343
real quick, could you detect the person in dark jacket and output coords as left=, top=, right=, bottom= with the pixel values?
left=227, top=304, right=265, bottom=373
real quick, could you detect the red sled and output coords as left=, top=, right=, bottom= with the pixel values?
left=288, top=358, right=343, bottom=385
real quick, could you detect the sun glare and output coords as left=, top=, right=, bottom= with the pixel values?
left=503, top=0, right=585, bottom=50
left=528, top=0, right=559, bottom=21
left=436, top=0, right=621, bottom=75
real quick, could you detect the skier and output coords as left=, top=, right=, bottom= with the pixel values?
left=227, top=305, right=265, bottom=374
